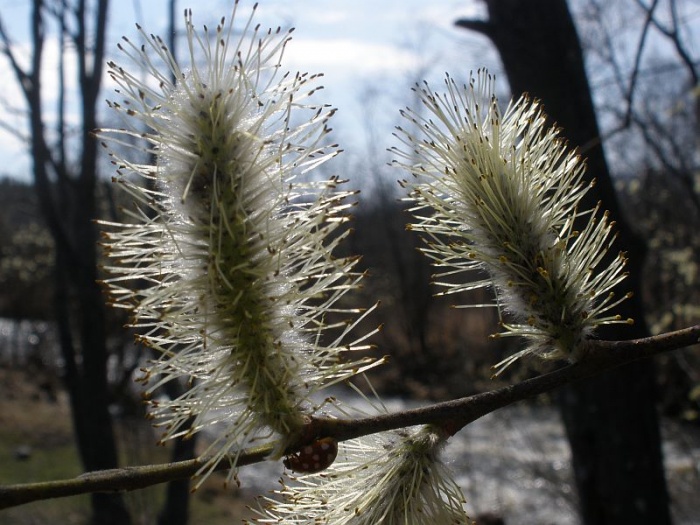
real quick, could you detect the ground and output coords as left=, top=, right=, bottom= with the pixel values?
left=0, top=367, right=258, bottom=524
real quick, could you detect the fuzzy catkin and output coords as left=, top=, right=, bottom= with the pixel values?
left=98, top=3, right=379, bottom=486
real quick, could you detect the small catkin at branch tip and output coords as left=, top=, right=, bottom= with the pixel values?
left=254, top=422, right=471, bottom=523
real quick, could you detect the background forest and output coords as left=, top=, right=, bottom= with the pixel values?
left=0, top=1, right=699, bottom=524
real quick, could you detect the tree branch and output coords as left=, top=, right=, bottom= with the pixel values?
left=454, top=18, right=494, bottom=38
left=635, top=0, right=699, bottom=87
left=1, top=324, right=698, bottom=510
left=624, top=0, right=659, bottom=127
left=0, top=13, right=31, bottom=97
left=0, top=444, right=274, bottom=509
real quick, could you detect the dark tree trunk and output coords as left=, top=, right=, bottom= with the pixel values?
left=157, top=412, right=196, bottom=525
left=457, top=2, right=671, bottom=524
left=4, top=1, right=132, bottom=523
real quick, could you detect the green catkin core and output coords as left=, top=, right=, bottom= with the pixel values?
left=185, top=87, right=305, bottom=436
left=468, top=156, right=586, bottom=354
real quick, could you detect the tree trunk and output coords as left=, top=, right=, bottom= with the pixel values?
left=157, top=414, right=197, bottom=525
left=18, top=1, right=131, bottom=523
left=457, top=1, right=671, bottom=524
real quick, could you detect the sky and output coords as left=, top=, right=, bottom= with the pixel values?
left=0, top=0, right=493, bottom=183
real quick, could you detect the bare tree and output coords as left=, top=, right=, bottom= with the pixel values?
left=579, top=0, right=700, bottom=212
left=0, top=1, right=130, bottom=523
left=577, top=0, right=700, bottom=422
left=457, top=1, right=671, bottom=523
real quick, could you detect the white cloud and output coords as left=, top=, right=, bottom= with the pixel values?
left=0, top=33, right=81, bottom=178
left=284, top=38, right=419, bottom=76
left=0, top=0, right=490, bottom=179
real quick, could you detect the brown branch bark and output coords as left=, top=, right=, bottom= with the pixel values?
left=1, top=325, right=697, bottom=510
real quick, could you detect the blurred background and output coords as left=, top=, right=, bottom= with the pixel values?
left=0, top=1, right=699, bottom=524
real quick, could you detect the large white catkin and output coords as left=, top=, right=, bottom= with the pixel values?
left=98, top=3, right=380, bottom=487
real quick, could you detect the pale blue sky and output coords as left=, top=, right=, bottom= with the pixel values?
left=2, top=1, right=698, bottom=183
left=0, top=0, right=492, bottom=181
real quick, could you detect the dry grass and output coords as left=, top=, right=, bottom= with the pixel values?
left=0, top=367, right=259, bottom=524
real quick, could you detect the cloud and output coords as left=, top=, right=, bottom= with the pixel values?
left=284, top=38, right=419, bottom=77
left=0, top=34, right=84, bottom=179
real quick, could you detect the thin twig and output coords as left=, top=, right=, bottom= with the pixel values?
left=1, top=324, right=698, bottom=510
left=0, top=444, right=273, bottom=509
